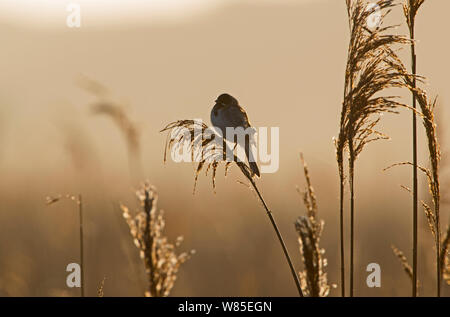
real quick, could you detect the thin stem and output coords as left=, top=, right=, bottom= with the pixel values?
left=349, top=146, right=355, bottom=297
left=436, top=215, right=441, bottom=297
left=434, top=178, right=441, bottom=297
left=143, top=189, right=158, bottom=297
left=249, top=178, right=304, bottom=297
left=409, top=5, right=441, bottom=297
left=78, top=194, right=85, bottom=297
left=409, top=14, right=418, bottom=298
left=339, top=165, right=346, bottom=297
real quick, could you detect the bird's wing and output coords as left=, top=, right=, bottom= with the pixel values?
left=226, top=105, right=251, bottom=128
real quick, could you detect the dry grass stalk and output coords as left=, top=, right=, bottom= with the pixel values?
left=336, top=0, right=410, bottom=297
left=46, top=194, right=85, bottom=297
left=403, top=0, right=425, bottom=297
left=295, top=154, right=332, bottom=297
left=393, top=67, right=442, bottom=295
left=161, top=119, right=304, bottom=296
left=120, top=182, right=194, bottom=297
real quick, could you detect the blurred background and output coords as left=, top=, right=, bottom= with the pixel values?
left=0, top=0, right=449, bottom=296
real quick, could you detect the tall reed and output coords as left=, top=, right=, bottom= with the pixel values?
left=403, top=0, right=442, bottom=297
left=120, top=182, right=194, bottom=297
left=401, top=77, right=441, bottom=296
left=295, top=154, right=332, bottom=297
left=385, top=59, right=442, bottom=295
left=403, top=0, right=425, bottom=297
left=161, top=120, right=304, bottom=296
left=336, top=0, right=409, bottom=296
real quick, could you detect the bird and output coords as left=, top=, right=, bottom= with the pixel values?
left=210, top=93, right=260, bottom=177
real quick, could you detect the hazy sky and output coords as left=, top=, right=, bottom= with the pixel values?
left=0, top=0, right=316, bottom=27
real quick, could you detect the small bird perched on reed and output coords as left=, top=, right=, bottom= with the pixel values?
left=210, top=93, right=260, bottom=177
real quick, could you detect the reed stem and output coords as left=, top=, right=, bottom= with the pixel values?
left=78, top=194, right=85, bottom=297
left=349, top=143, right=355, bottom=297
left=249, top=178, right=304, bottom=297
left=339, top=165, right=346, bottom=297
left=409, top=8, right=418, bottom=298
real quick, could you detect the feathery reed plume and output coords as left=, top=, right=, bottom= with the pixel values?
left=391, top=245, right=419, bottom=293
left=161, top=120, right=304, bottom=296
left=336, top=0, right=410, bottom=296
left=403, top=0, right=425, bottom=297
left=78, top=77, right=142, bottom=182
left=386, top=47, right=442, bottom=294
left=396, top=184, right=436, bottom=239
left=400, top=78, right=441, bottom=296
left=120, top=182, right=194, bottom=297
left=391, top=245, right=413, bottom=280
left=46, top=194, right=85, bottom=297
left=161, top=120, right=253, bottom=193
left=295, top=154, right=332, bottom=297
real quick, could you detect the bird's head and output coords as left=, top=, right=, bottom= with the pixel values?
left=215, top=93, right=238, bottom=107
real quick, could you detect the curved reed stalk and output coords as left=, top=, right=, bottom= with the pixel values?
left=403, top=0, right=442, bottom=297
left=402, top=84, right=441, bottom=296
left=337, top=0, right=410, bottom=296
left=413, top=91, right=441, bottom=297
left=161, top=120, right=304, bottom=296
left=384, top=61, right=442, bottom=295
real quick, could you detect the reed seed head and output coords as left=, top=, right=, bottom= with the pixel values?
left=121, top=182, right=194, bottom=297
left=161, top=120, right=254, bottom=192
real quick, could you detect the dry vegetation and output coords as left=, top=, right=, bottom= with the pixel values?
left=295, top=154, right=333, bottom=297
left=44, top=0, right=449, bottom=297
left=161, top=119, right=304, bottom=296
left=336, top=0, right=410, bottom=296
left=2, top=0, right=450, bottom=298
left=120, top=182, right=194, bottom=297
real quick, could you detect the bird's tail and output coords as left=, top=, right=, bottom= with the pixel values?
left=249, top=161, right=260, bottom=178
left=245, top=134, right=260, bottom=178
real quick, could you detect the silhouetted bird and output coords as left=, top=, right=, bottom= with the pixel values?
left=211, top=93, right=260, bottom=177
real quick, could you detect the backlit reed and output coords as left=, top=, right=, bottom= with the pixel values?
left=336, top=0, right=410, bottom=296
left=120, top=182, right=194, bottom=297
